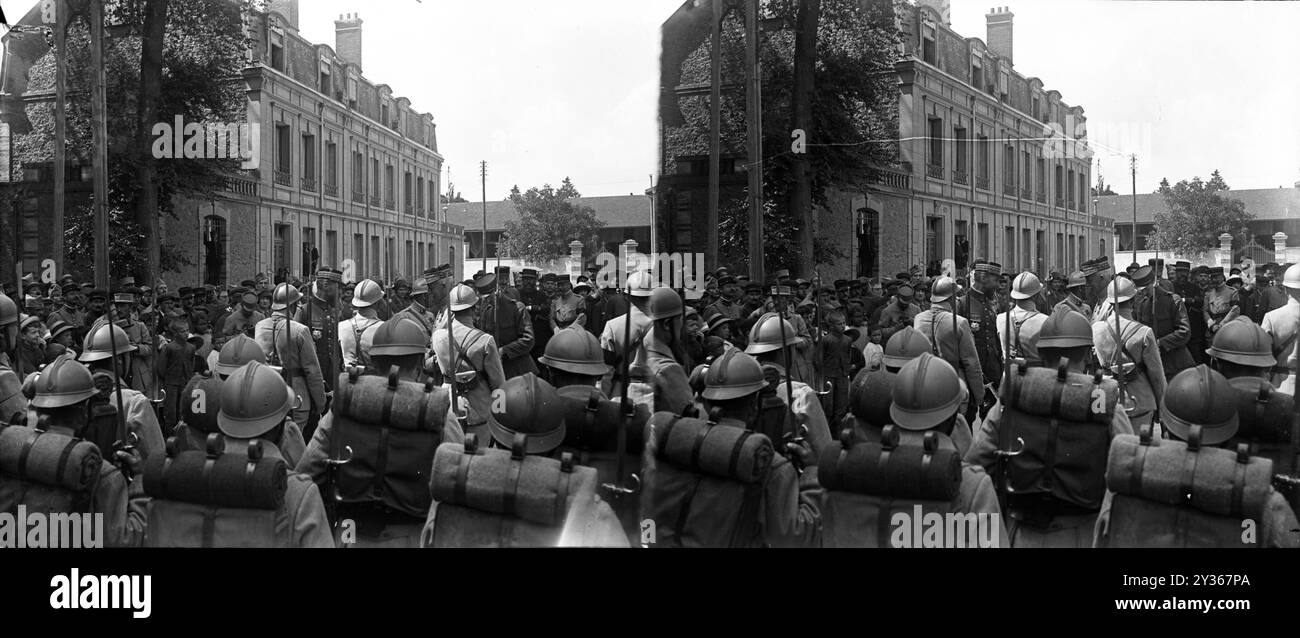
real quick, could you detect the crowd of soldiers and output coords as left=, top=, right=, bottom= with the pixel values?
left=0, top=250, right=1297, bottom=548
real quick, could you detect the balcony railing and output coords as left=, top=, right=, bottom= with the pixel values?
left=273, top=169, right=292, bottom=187
left=1003, top=182, right=1015, bottom=196
left=352, top=189, right=365, bottom=203
left=1055, top=195, right=1065, bottom=208
left=404, top=203, right=413, bottom=214
left=925, top=163, right=944, bottom=179
left=384, top=199, right=395, bottom=210
left=952, top=169, right=968, bottom=185
left=1036, top=191, right=1046, bottom=204
left=975, top=175, right=990, bottom=190
left=301, top=177, right=317, bottom=192
left=222, top=175, right=258, bottom=197
left=869, top=166, right=911, bottom=190
left=1068, top=200, right=1076, bottom=211
left=324, top=183, right=338, bottom=198
left=369, top=195, right=381, bottom=207
left=1020, top=187, right=1031, bottom=200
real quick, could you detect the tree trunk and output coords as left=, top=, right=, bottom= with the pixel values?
left=791, top=0, right=819, bottom=280
left=135, top=0, right=168, bottom=287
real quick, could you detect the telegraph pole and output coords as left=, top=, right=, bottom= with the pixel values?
left=707, top=0, right=721, bottom=274
left=91, top=0, right=109, bottom=288
left=52, top=0, right=66, bottom=275
left=744, top=0, right=763, bottom=282
left=480, top=160, right=487, bottom=274
left=1130, top=154, right=1137, bottom=266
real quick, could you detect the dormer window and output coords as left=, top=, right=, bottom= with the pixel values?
left=270, top=24, right=285, bottom=71
left=319, top=58, right=331, bottom=95
left=921, top=19, right=936, bottom=65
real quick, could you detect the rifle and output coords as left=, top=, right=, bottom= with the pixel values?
left=774, top=289, right=807, bottom=470
left=601, top=279, right=638, bottom=519
left=447, top=247, right=465, bottom=428
left=104, top=306, right=137, bottom=480
left=992, top=276, right=1024, bottom=517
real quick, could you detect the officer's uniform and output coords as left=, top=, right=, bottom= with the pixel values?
left=294, top=285, right=342, bottom=392
left=338, top=314, right=383, bottom=370
left=878, top=300, right=921, bottom=343
left=1262, top=296, right=1300, bottom=395
left=117, top=315, right=157, bottom=398
left=1134, top=285, right=1195, bottom=380
left=214, top=309, right=265, bottom=351
left=1204, top=284, right=1239, bottom=334
left=520, top=285, right=553, bottom=361
left=1092, top=315, right=1166, bottom=429
left=478, top=291, right=537, bottom=379
left=600, top=304, right=652, bottom=388
left=1052, top=295, right=1092, bottom=320
left=431, top=317, right=507, bottom=441
left=995, top=306, right=1048, bottom=367
left=254, top=312, right=327, bottom=429
left=638, top=324, right=695, bottom=416
left=960, top=287, right=1003, bottom=389
left=704, top=296, right=744, bottom=323
left=912, top=304, right=985, bottom=408
left=391, top=297, right=438, bottom=336
left=1176, top=279, right=1206, bottom=364
left=551, top=292, right=585, bottom=330
left=46, top=304, right=85, bottom=342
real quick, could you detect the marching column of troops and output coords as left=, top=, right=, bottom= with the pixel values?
left=0, top=251, right=1297, bottom=548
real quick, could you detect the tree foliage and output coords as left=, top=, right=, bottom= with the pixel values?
left=496, top=178, right=605, bottom=265
left=62, top=202, right=191, bottom=279
left=1145, top=171, right=1253, bottom=258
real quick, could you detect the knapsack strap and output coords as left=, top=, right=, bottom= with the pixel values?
left=1231, top=457, right=1247, bottom=517
left=877, top=498, right=895, bottom=548
left=729, top=431, right=754, bottom=479
left=17, top=428, right=41, bottom=479
left=502, top=455, right=523, bottom=517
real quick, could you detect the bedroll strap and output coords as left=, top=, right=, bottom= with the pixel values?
left=16, top=428, right=41, bottom=480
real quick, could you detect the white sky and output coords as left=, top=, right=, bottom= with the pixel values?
left=296, top=0, right=1300, bottom=199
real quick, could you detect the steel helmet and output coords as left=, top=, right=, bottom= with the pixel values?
left=270, top=283, right=302, bottom=311
left=487, top=372, right=566, bottom=454
left=369, top=317, right=428, bottom=357
left=352, top=278, right=384, bottom=308
left=1066, top=271, right=1088, bottom=289
left=1036, top=310, right=1093, bottom=349
left=745, top=312, right=801, bottom=354
left=448, top=284, right=478, bottom=312
left=1160, top=365, right=1238, bottom=445
left=644, top=287, right=684, bottom=321
left=849, top=366, right=895, bottom=426
left=215, top=333, right=267, bottom=376
left=78, top=323, right=136, bottom=362
left=1010, top=272, right=1043, bottom=300
left=183, top=373, right=224, bottom=434
left=218, top=360, right=296, bottom=439
left=1104, top=276, right=1137, bottom=304
left=539, top=328, right=610, bottom=376
left=890, top=352, right=962, bottom=430
left=0, top=293, right=17, bottom=327
left=883, top=326, right=932, bottom=369
left=627, top=270, right=655, bottom=297
left=30, top=354, right=97, bottom=409
left=1207, top=317, right=1275, bottom=368
left=701, top=349, right=767, bottom=401
left=1284, top=263, right=1300, bottom=290
left=929, top=276, right=957, bottom=304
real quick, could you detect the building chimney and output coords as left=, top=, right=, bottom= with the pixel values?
left=986, top=7, right=1013, bottom=63
left=335, top=13, right=363, bottom=70
left=917, top=0, right=951, bottom=26
left=268, top=0, right=299, bottom=30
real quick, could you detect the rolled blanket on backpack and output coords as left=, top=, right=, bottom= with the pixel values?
left=1228, top=377, right=1293, bottom=443
left=335, top=372, right=451, bottom=431
left=0, top=426, right=101, bottom=492
left=142, top=450, right=288, bottom=510
left=429, top=442, right=599, bottom=527
left=849, top=368, right=894, bottom=427
left=1106, top=434, right=1273, bottom=518
left=647, top=412, right=773, bottom=484
left=1004, top=365, right=1115, bottom=423
left=556, top=385, right=648, bottom=454
left=817, top=439, right=961, bottom=501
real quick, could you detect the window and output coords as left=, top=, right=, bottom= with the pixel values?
left=351, top=150, right=364, bottom=196
left=1055, top=165, right=1064, bottom=205
left=381, top=102, right=390, bottom=126
left=418, top=241, right=425, bottom=273
left=325, top=142, right=338, bottom=191
left=1005, top=226, right=1016, bottom=271
left=1079, top=173, right=1088, bottom=211
left=370, top=236, right=381, bottom=280
left=347, top=75, right=358, bottom=110
left=301, top=134, right=316, bottom=189
left=371, top=157, right=380, bottom=196
left=926, top=217, right=942, bottom=269
left=1022, top=228, right=1032, bottom=273
left=404, top=171, right=413, bottom=213
left=273, top=224, right=291, bottom=281
left=275, top=124, right=291, bottom=174
left=202, top=216, right=227, bottom=286
left=970, top=57, right=983, bottom=91
left=921, top=22, right=936, bottom=65
left=1036, top=230, right=1047, bottom=275
left=927, top=117, right=943, bottom=170
left=352, top=234, right=365, bottom=277
left=416, top=176, right=425, bottom=215
left=1032, top=96, right=1040, bottom=121
left=429, top=181, right=437, bottom=215
left=325, top=230, right=338, bottom=268
left=1022, top=151, right=1032, bottom=195
left=1067, top=168, right=1076, bottom=206
left=1036, top=157, right=1046, bottom=194
left=978, top=223, right=990, bottom=261
left=1068, top=233, right=1076, bottom=268
left=319, top=63, right=331, bottom=95
left=269, top=28, right=284, bottom=72
left=385, top=163, right=395, bottom=205
left=857, top=207, right=880, bottom=279
left=387, top=237, right=396, bottom=280
left=954, top=126, right=968, bottom=179
left=405, top=240, right=414, bottom=278
left=1003, top=145, right=1015, bottom=187
left=977, top=135, right=990, bottom=186
left=301, top=228, right=318, bottom=276
left=1056, top=233, right=1064, bottom=270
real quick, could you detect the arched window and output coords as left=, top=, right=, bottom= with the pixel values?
left=857, top=207, right=880, bottom=279
left=203, top=215, right=227, bottom=286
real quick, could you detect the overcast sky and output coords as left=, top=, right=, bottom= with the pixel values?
left=295, top=0, right=1300, bottom=200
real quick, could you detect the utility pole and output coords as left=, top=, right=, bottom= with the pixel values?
left=744, top=0, right=763, bottom=282
left=480, top=160, right=487, bottom=275
left=52, top=0, right=66, bottom=276
left=91, top=0, right=109, bottom=288
left=707, top=0, right=721, bottom=274
left=1130, top=154, right=1137, bottom=266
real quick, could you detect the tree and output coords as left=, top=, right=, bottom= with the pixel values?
left=495, top=178, right=605, bottom=266
left=1092, top=175, right=1118, bottom=196
left=1145, top=171, right=1253, bottom=258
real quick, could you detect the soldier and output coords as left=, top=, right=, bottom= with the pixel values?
left=155, top=317, right=196, bottom=433
left=634, top=287, right=695, bottom=415
left=994, top=272, right=1049, bottom=368
left=519, top=268, right=553, bottom=363
left=550, top=276, right=586, bottom=332
left=46, top=285, right=84, bottom=345
left=745, top=312, right=834, bottom=458
left=213, top=290, right=264, bottom=352
left=255, top=283, right=327, bottom=434
left=78, top=322, right=166, bottom=463
left=204, top=360, right=334, bottom=547
left=294, top=267, right=344, bottom=403
left=256, top=286, right=273, bottom=316
left=688, top=349, right=821, bottom=548
left=1203, top=266, right=1239, bottom=336
left=960, top=260, right=1004, bottom=392
left=740, top=285, right=814, bottom=382
left=912, top=277, right=985, bottom=414
left=432, top=284, right=507, bottom=441
left=704, top=275, right=744, bottom=324
left=600, top=270, right=655, bottom=392
left=339, top=279, right=384, bottom=370
left=1262, top=263, right=1300, bottom=394
left=1093, top=277, right=1166, bottom=430
left=1207, top=317, right=1277, bottom=381
left=393, top=265, right=447, bottom=337
left=388, top=279, right=413, bottom=315
left=1053, top=271, right=1093, bottom=318
left=878, top=284, right=921, bottom=344
left=538, top=327, right=612, bottom=389
left=1132, top=265, right=1195, bottom=382
left=1040, top=270, right=1068, bottom=313
left=109, top=290, right=157, bottom=401
left=13, top=315, right=51, bottom=377
left=814, top=309, right=855, bottom=425
left=966, top=310, right=1131, bottom=547
left=299, top=317, right=463, bottom=547
left=1080, top=256, right=1113, bottom=313
left=6, top=355, right=147, bottom=546
left=882, top=326, right=932, bottom=373
left=1257, top=262, right=1288, bottom=315
left=476, top=272, right=538, bottom=379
